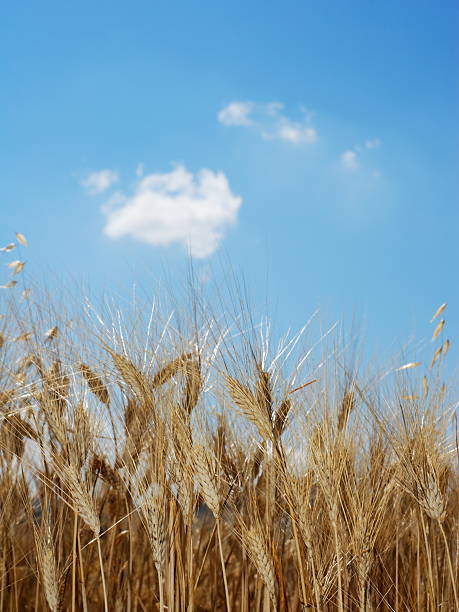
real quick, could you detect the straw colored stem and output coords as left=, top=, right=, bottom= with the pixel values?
left=420, top=512, right=436, bottom=610
left=217, top=518, right=231, bottom=612
left=71, top=511, right=78, bottom=612
left=438, top=521, right=459, bottom=610
left=158, top=568, right=165, bottom=612
left=97, top=537, right=109, bottom=612
left=332, top=519, right=344, bottom=612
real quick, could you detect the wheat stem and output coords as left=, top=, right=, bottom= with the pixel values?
left=71, top=511, right=78, bottom=612
left=96, top=537, right=109, bottom=612
left=420, top=511, right=436, bottom=609
left=77, top=530, right=88, bottom=612
left=332, top=518, right=344, bottom=612
left=158, top=568, right=165, bottom=612
left=217, top=518, right=231, bottom=612
left=439, top=521, right=459, bottom=610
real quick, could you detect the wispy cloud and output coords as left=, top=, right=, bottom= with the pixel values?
left=271, top=121, right=317, bottom=144
left=364, top=138, right=381, bottom=150
left=340, top=139, right=380, bottom=171
left=340, top=150, right=359, bottom=170
left=218, top=101, right=254, bottom=126
left=102, top=164, right=242, bottom=258
left=81, top=169, right=119, bottom=194
left=218, top=101, right=317, bottom=144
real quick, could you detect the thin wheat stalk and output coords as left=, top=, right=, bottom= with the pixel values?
left=58, top=462, right=108, bottom=612
left=242, top=524, right=277, bottom=607
left=79, top=363, right=110, bottom=405
left=36, top=530, right=60, bottom=612
left=225, top=375, right=273, bottom=441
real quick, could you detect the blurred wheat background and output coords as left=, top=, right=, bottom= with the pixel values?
left=0, top=233, right=457, bottom=611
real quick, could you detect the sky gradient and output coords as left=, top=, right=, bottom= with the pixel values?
left=2, top=1, right=458, bottom=366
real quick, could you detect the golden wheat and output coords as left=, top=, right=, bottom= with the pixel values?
left=0, top=267, right=457, bottom=611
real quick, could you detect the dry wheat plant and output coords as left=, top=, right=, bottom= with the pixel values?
left=0, top=233, right=458, bottom=611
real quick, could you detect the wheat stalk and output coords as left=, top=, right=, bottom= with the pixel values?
left=80, top=363, right=110, bottom=405
left=241, top=524, right=277, bottom=606
left=60, top=462, right=100, bottom=536
left=193, top=443, right=221, bottom=517
left=35, top=526, right=60, bottom=612
left=225, top=375, right=273, bottom=440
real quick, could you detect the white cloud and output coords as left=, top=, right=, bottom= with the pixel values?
left=81, top=169, right=119, bottom=194
left=340, top=150, right=359, bottom=170
left=364, top=138, right=380, bottom=149
left=218, top=100, right=317, bottom=144
left=218, top=102, right=254, bottom=126
left=275, top=122, right=317, bottom=144
left=340, top=138, right=380, bottom=171
left=102, top=164, right=242, bottom=259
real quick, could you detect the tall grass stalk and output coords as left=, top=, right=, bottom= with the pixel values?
left=0, top=264, right=457, bottom=611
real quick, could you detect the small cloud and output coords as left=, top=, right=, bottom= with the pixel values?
left=136, top=163, right=144, bottom=177
left=265, top=101, right=284, bottom=116
left=219, top=101, right=317, bottom=145
left=340, top=138, right=380, bottom=171
left=102, top=164, right=242, bottom=259
left=340, top=150, right=359, bottom=170
left=275, top=122, right=317, bottom=144
left=218, top=102, right=254, bottom=126
left=81, top=169, right=119, bottom=195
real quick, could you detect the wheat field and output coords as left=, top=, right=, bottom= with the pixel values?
left=0, top=236, right=457, bottom=611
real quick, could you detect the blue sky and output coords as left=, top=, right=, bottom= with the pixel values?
left=2, top=1, right=458, bottom=365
